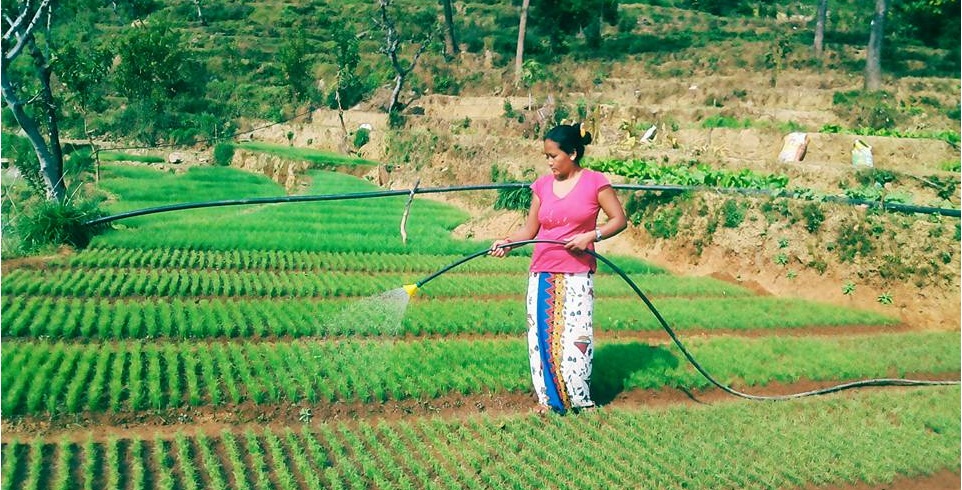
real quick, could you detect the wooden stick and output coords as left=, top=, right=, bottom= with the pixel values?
left=400, top=178, right=420, bottom=244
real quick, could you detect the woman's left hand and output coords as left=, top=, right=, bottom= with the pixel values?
left=564, top=232, right=595, bottom=253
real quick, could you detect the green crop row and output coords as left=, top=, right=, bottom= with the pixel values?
left=95, top=166, right=487, bottom=255
left=0, top=296, right=897, bottom=340
left=236, top=142, right=380, bottom=167
left=64, top=247, right=663, bottom=275
left=0, top=268, right=747, bottom=300
left=1, top=332, right=956, bottom=417
left=2, top=388, right=958, bottom=489
left=94, top=228, right=490, bottom=255
left=585, top=158, right=790, bottom=190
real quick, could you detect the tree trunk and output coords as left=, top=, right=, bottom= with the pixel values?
left=514, top=0, right=530, bottom=85
left=864, top=0, right=886, bottom=91
left=814, top=0, right=828, bottom=58
left=335, top=71, right=352, bottom=154
left=440, top=0, right=459, bottom=57
left=2, top=0, right=65, bottom=201
left=1, top=64, right=65, bottom=202
left=389, top=74, right=405, bottom=113
left=31, top=38, right=65, bottom=186
left=379, top=0, right=429, bottom=113
left=193, top=0, right=207, bottom=26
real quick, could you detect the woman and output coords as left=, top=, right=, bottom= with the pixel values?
left=490, top=122, right=627, bottom=414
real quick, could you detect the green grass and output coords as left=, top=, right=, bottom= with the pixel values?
left=93, top=165, right=485, bottom=254
left=700, top=115, right=754, bottom=129
left=97, top=152, right=165, bottom=163
left=98, top=164, right=281, bottom=207
left=236, top=142, right=379, bottom=167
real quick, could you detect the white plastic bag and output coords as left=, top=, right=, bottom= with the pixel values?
left=851, top=139, right=874, bottom=168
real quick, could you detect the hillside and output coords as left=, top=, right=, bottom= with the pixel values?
left=227, top=20, right=960, bottom=332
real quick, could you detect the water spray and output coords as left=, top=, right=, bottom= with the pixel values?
left=405, top=239, right=959, bottom=401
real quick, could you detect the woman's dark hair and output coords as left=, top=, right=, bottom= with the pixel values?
left=544, top=123, right=592, bottom=164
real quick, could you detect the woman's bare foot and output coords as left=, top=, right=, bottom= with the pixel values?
left=533, top=405, right=550, bottom=415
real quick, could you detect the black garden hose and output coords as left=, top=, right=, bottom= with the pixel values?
left=84, top=183, right=960, bottom=227
left=410, top=239, right=960, bottom=401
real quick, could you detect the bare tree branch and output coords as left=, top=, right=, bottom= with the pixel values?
left=3, top=0, right=52, bottom=62
left=378, top=0, right=435, bottom=112
left=3, top=0, right=32, bottom=38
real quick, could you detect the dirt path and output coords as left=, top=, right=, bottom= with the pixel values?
left=813, top=470, right=960, bottom=490
left=5, top=378, right=957, bottom=445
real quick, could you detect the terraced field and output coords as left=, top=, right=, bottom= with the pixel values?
left=1, top=165, right=958, bottom=489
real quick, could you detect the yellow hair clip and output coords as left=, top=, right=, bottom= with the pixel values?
left=579, top=122, right=586, bottom=138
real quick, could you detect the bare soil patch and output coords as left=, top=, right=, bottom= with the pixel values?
left=0, top=245, right=72, bottom=274
left=809, top=469, right=960, bottom=490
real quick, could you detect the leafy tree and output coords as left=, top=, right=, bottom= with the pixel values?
left=528, top=0, right=619, bottom=54
left=55, top=40, right=111, bottom=114
left=326, top=25, right=367, bottom=110
left=890, top=0, right=960, bottom=49
left=111, top=19, right=210, bottom=144
left=279, top=28, right=314, bottom=104
left=113, top=20, right=199, bottom=102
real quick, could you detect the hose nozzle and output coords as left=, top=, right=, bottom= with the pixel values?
left=403, top=284, right=419, bottom=298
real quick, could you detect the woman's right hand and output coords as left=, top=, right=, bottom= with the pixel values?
left=489, top=239, right=512, bottom=257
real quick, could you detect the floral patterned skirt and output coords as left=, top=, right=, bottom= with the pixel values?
left=526, top=271, right=595, bottom=413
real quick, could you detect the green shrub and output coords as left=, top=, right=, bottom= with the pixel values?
left=502, top=100, right=517, bottom=120
left=494, top=187, right=532, bottom=213
left=644, top=205, right=684, bottom=239
left=832, top=90, right=900, bottom=130
left=432, top=71, right=460, bottom=95
left=213, top=143, right=235, bottom=166
left=924, top=175, right=958, bottom=201
left=492, top=165, right=534, bottom=213
left=700, top=115, right=752, bottom=129
left=761, top=198, right=791, bottom=224
left=15, top=198, right=108, bottom=252
left=552, top=102, right=571, bottom=127
left=833, top=220, right=876, bottom=262
left=802, top=203, right=825, bottom=233
left=388, top=110, right=406, bottom=129
left=940, top=160, right=961, bottom=172
left=855, top=168, right=897, bottom=187
left=720, top=199, right=745, bottom=228
left=353, top=127, right=371, bottom=150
